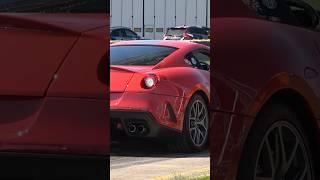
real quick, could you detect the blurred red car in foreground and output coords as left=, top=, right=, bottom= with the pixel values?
left=0, top=13, right=108, bottom=179
left=110, top=40, right=210, bottom=152
left=212, top=0, right=320, bottom=179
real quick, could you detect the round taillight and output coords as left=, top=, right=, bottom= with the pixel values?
left=143, top=74, right=158, bottom=88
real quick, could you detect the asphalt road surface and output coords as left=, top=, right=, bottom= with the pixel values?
left=110, top=140, right=210, bottom=180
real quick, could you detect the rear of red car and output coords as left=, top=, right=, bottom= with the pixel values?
left=110, top=41, right=210, bottom=153
left=110, top=43, right=183, bottom=139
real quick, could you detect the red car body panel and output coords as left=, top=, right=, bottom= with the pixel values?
left=0, top=13, right=108, bottom=156
left=0, top=13, right=107, bottom=33
left=110, top=41, right=209, bottom=132
left=47, top=26, right=108, bottom=99
left=212, top=1, right=320, bottom=179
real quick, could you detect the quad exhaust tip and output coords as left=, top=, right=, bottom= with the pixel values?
left=137, top=125, right=146, bottom=134
left=128, top=124, right=136, bottom=133
left=128, top=123, right=147, bottom=134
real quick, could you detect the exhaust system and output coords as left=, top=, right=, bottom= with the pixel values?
left=127, top=123, right=147, bottom=135
left=137, top=125, right=146, bottom=134
left=128, top=124, right=136, bottom=133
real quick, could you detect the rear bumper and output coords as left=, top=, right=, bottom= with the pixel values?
left=110, top=92, right=187, bottom=131
left=0, top=152, right=108, bottom=180
left=111, top=110, right=181, bottom=139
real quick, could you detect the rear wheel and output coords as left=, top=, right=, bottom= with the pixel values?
left=237, top=102, right=315, bottom=180
left=169, top=94, right=209, bottom=152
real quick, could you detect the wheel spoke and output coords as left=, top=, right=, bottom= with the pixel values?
left=196, top=128, right=201, bottom=144
left=274, top=131, right=281, bottom=169
left=196, top=102, right=200, bottom=118
left=190, top=127, right=197, bottom=132
left=285, top=136, right=299, bottom=172
left=199, top=128, right=205, bottom=139
left=198, top=121, right=208, bottom=132
left=190, top=111, right=197, bottom=118
left=198, top=104, right=204, bottom=118
left=189, top=117, right=196, bottom=129
left=192, top=128, right=197, bottom=143
left=189, top=117, right=196, bottom=122
left=265, top=137, right=276, bottom=175
left=191, top=105, right=196, bottom=117
left=278, top=127, right=287, bottom=165
left=197, top=116, right=205, bottom=125
left=193, top=103, right=197, bottom=117
left=197, top=111, right=207, bottom=138
left=298, top=166, right=308, bottom=180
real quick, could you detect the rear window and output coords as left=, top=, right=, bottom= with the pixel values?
left=189, top=27, right=208, bottom=35
left=166, top=28, right=186, bottom=36
left=111, top=45, right=177, bottom=66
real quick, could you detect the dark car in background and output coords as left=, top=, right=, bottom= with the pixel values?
left=202, top=27, right=210, bottom=38
left=163, top=26, right=209, bottom=40
left=111, top=26, right=141, bottom=40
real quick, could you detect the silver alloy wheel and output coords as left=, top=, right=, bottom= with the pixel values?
left=189, top=99, right=208, bottom=147
left=254, top=121, right=313, bottom=180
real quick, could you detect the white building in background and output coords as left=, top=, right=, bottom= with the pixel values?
left=110, top=0, right=210, bottom=40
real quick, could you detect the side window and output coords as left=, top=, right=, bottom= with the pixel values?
left=287, top=0, right=319, bottom=28
left=194, top=28, right=202, bottom=34
left=193, top=28, right=200, bottom=34
left=302, top=0, right=320, bottom=29
left=243, top=0, right=319, bottom=29
left=184, top=50, right=210, bottom=71
left=199, top=28, right=208, bottom=35
left=188, top=27, right=196, bottom=34
left=119, top=29, right=127, bottom=38
left=305, top=0, right=320, bottom=12
left=184, top=53, right=198, bottom=68
left=193, top=51, right=211, bottom=71
left=124, top=29, right=138, bottom=38
left=111, top=30, right=121, bottom=38
left=243, top=0, right=295, bottom=24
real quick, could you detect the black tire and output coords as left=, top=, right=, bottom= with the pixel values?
left=169, top=94, right=209, bottom=153
left=237, top=102, right=316, bottom=180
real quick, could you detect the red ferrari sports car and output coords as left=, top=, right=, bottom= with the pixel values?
left=0, top=13, right=108, bottom=179
left=110, top=40, right=210, bottom=152
left=212, top=0, right=320, bottom=179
